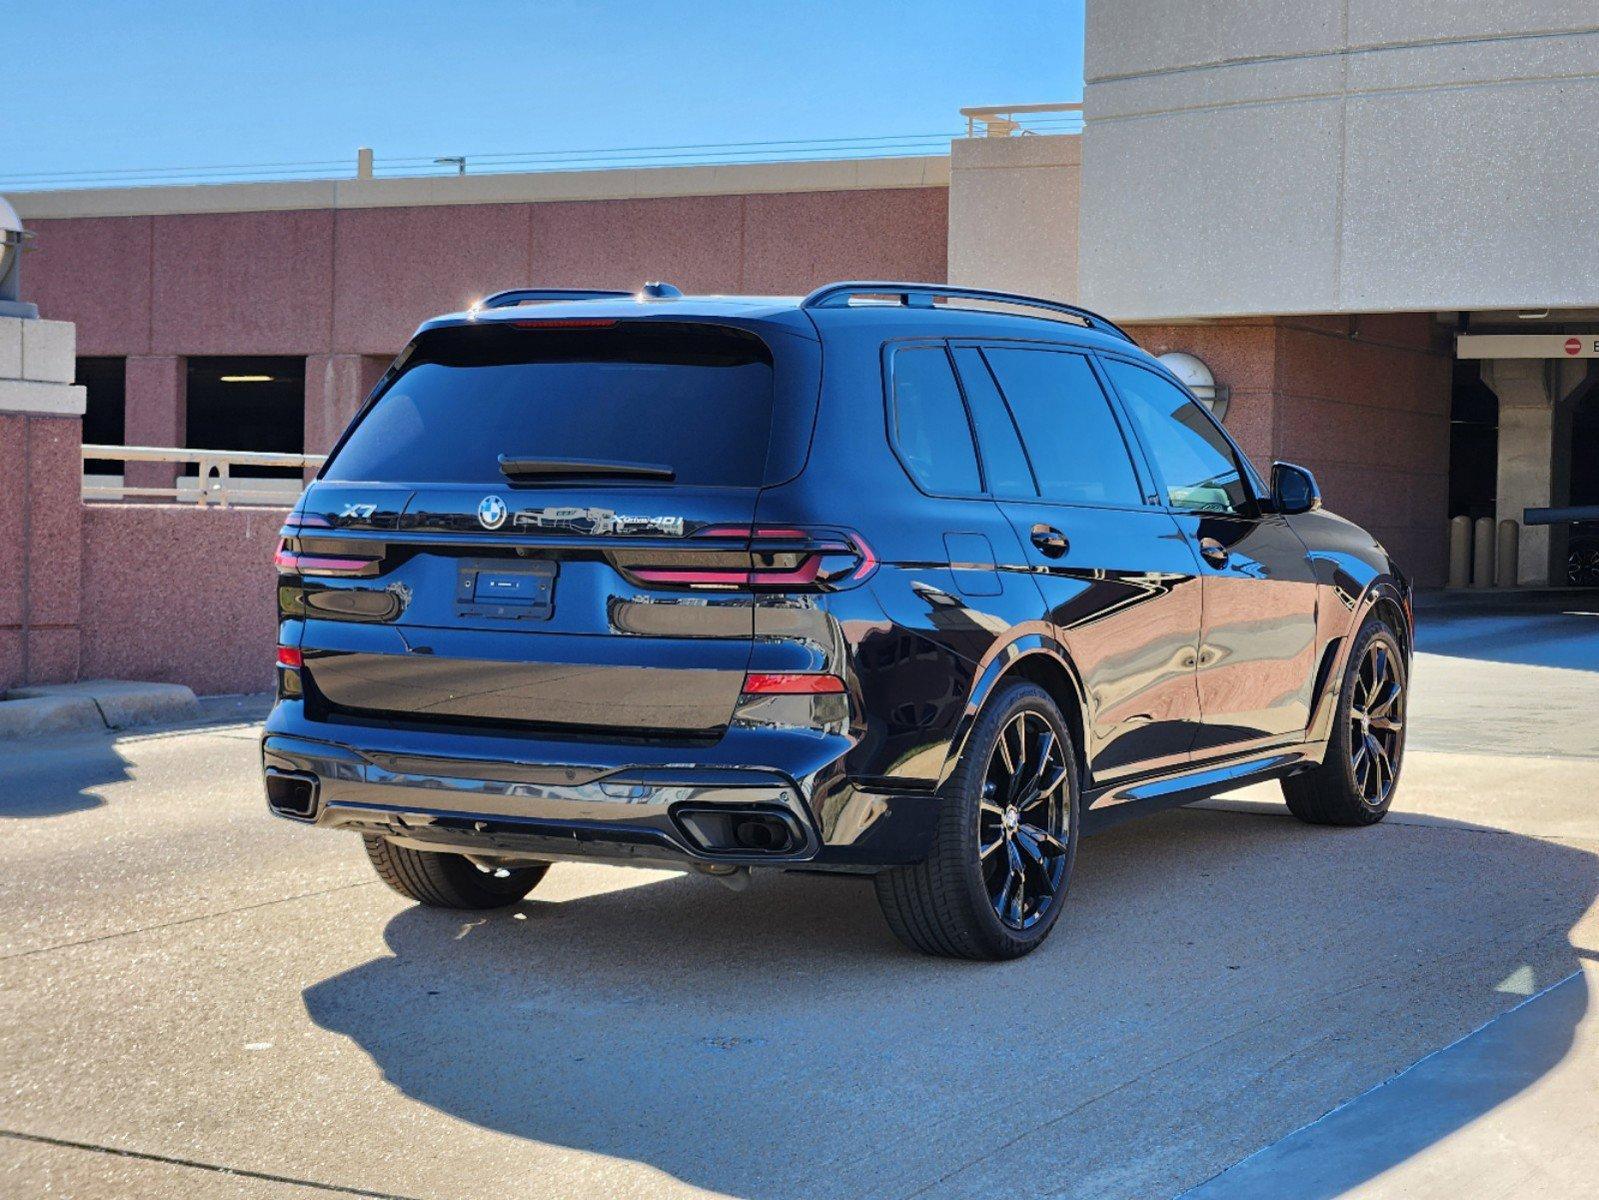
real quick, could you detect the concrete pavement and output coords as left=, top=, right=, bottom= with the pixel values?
left=1, top=607, right=1597, bottom=1199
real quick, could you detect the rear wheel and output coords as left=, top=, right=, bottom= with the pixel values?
left=362, top=836, right=549, bottom=909
left=874, top=681, right=1079, bottom=960
left=1282, top=617, right=1407, bottom=826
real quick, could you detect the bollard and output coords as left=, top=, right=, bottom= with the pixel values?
left=1495, top=520, right=1519, bottom=588
left=1472, top=517, right=1495, bottom=588
left=1447, top=515, right=1472, bottom=588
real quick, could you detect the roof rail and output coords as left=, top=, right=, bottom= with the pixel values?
left=474, top=288, right=633, bottom=310
left=798, top=281, right=1136, bottom=344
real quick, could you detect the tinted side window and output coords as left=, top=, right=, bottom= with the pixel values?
left=891, top=347, right=982, bottom=495
left=981, top=348, right=1142, bottom=505
left=951, top=347, right=1037, bottom=498
left=1103, top=360, right=1251, bottom=515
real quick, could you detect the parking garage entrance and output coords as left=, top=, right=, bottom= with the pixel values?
left=1455, top=332, right=1599, bottom=587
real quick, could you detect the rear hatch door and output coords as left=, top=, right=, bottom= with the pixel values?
left=288, top=316, right=814, bottom=738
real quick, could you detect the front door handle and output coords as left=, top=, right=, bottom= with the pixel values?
left=1199, top=537, right=1230, bottom=567
left=1030, top=524, right=1069, bottom=558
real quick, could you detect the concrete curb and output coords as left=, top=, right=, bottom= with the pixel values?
left=0, top=681, right=199, bottom=739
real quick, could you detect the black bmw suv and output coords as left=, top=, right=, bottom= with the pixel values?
left=264, top=281, right=1412, bottom=960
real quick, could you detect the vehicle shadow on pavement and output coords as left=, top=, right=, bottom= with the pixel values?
left=0, top=735, right=130, bottom=818
left=301, top=807, right=1597, bottom=1200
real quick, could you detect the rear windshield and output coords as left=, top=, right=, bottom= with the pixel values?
left=323, top=321, right=775, bottom=487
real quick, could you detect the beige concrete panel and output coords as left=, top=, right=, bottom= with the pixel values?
left=1087, top=0, right=1344, bottom=81
left=0, top=316, right=21, bottom=378
left=1080, top=99, right=1343, bottom=320
left=953, top=135, right=1080, bottom=171
left=1088, top=54, right=1347, bottom=121
left=1347, top=0, right=1599, bottom=45
left=948, top=136, right=1081, bottom=301
left=12, top=181, right=338, bottom=220
left=11, top=157, right=952, bottom=220
left=20, top=318, right=76, bottom=383
left=1345, top=24, right=1599, bottom=92
left=0, top=379, right=86, bottom=416
left=1339, top=77, right=1599, bottom=312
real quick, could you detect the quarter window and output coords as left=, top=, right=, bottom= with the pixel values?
left=981, top=348, right=1142, bottom=506
left=1103, top=360, right=1252, bottom=515
left=891, top=347, right=982, bottom=495
left=951, top=347, right=1037, bottom=498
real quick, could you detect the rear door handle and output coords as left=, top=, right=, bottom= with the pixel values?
left=1030, top=524, right=1069, bottom=558
left=1198, top=537, right=1229, bottom=567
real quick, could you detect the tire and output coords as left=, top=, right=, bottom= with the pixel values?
left=1282, top=617, right=1407, bottom=826
left=362, top=836, right=549, bottom=909
left=874, top=681, right=1080, bottom=960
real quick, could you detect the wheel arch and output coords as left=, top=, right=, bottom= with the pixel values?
left=1369, top=592, right=1411, bottom=660
left=1306, top=577, right=1412, bottom=747
left=939, top=634, right=1089, bottom=790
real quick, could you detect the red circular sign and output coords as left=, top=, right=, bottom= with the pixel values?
left=1566, top=337, right=1582, bottom=356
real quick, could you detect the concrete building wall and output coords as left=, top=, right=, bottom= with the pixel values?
left=0, top=318, right=86, bottom=691
left=1133, top=313, right=1453, bottom=584
left=79, top=505, right=284, bottom=695
left=1081, top=2, right=1599, bottom=320
left=19, top=157, right=951, bottom=358
left=948, top=134, right=1080, bottom=301
left=18, top=158, right=950, bottom=458
left=2, top=161, right=953, bottom=695
left=28, top=187, right=950, bottom=359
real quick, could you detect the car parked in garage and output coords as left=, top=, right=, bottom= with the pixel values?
left=264, top=281, right=1412, bottom=959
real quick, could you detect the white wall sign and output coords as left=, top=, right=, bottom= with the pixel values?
left=1457, top=334, right=1599, bottom=359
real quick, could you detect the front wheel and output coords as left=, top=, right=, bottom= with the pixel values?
left=362, top=836, right=549, bottom=909
left=1282, top=617, right=1408, bottom=826
left=874, top=681, right=1079, bottom=960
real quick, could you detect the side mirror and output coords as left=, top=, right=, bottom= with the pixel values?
left=1271, top=461, right=1321, bottom=515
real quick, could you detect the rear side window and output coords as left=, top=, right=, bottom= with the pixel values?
left=324, top=322, right=775, bottom=488
left=982, top=348, right=1142, bottom=506
left=951, top=347, right=1038, bottom=498
left=890, top=346, right=982, bottom=495
left=1102, top=360, right=1252, bottom=514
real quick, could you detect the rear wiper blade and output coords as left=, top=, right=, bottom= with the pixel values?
left=497, top=455, right=676, bottom=482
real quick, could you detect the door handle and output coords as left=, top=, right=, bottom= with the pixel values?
left=1198, top=537, right=1230, bottom=567
left=1030, top=524, right=1069, bottom=558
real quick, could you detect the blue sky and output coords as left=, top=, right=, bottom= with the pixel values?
left=2, top=1, right=1085, bottom=187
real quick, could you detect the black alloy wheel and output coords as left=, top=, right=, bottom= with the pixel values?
left=979, top=711, right=1071, bottom=929
left=1348, top=639, right=1405, bottom=807
left=874, top=680, right=1080, bottom=959
left=1283, top=617, right=1407, bottom=826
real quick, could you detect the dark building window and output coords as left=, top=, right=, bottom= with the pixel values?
left=77, top=357, right=127, bottom=474
left=185, top=357, right=305, bottom=478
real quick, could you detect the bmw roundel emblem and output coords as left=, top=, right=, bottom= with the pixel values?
left=477, top=495, right=508, bottom=530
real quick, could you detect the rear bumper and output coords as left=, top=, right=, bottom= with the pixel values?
left=261, top=702, right=938, bottom=869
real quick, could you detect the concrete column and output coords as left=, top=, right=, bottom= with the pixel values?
left=0, top=316, right=86, bottom=689
left=948, top=134, right=1081, bottom=302
left=124, top=354, right=185, bottom=493
left=304, top=353, right=388, bottom=459
left=1484, top=358, right=1580, bottom=586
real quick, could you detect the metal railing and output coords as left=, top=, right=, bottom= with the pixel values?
left=959, top=103, right=1084, bottom=138
left=81, top=445, right=324, bottom=508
